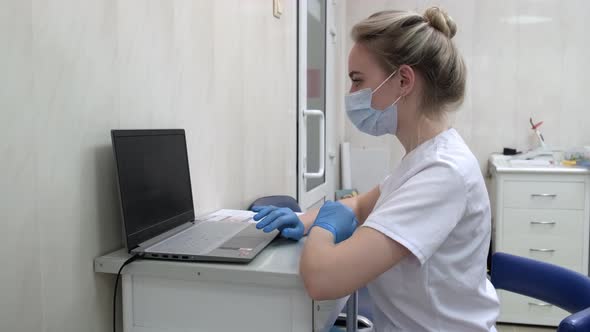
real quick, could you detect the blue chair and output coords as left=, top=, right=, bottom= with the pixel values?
left=248, top=195, right=302, bottom=213
left=491, top=252, right=590, bottom=332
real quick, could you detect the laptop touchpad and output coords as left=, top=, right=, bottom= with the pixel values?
left=220, top=236, right=264, bottom=250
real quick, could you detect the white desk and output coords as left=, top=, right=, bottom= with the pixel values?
left=94, top=238, right=348, bottom=332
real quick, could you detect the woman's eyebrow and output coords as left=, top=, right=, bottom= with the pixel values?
left=348, top=70, right=362, bottom=79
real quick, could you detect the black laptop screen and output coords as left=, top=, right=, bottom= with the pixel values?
left=112, top=130, right=194, bottom=250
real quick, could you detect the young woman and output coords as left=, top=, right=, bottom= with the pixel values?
left=253, top=7, right=499, bottom=331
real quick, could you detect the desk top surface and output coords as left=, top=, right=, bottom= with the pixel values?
left=94, top=238, right=306, bottom=287
left=489, top=154, right=590, bottom=175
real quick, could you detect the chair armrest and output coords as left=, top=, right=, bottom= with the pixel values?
left=558, top=307, right=590, bottom=332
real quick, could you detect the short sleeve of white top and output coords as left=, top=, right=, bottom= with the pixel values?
left=363, top=129, right=500, bottom=332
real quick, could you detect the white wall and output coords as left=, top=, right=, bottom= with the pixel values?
left=0, top=1, right=297, bottom=331
left=345, top=0, right=590, bottom=175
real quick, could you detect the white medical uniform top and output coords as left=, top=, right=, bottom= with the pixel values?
left=363, top=128, right=499, bottom=332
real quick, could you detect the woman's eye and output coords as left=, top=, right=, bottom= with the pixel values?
left=351, top=79, right=362, bottom=87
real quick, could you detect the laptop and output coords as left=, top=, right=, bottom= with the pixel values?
left=111, top=129, right=278, bottom=263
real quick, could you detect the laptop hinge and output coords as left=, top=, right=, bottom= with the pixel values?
left=133, top=221, right=195, bottom=252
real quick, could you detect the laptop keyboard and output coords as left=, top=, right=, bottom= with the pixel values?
left=147, top=220, right=250, bottom=255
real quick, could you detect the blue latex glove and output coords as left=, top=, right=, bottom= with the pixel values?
left=312, top=201, right=358, bottom=243
left=252, top=205, right=305, bottom=240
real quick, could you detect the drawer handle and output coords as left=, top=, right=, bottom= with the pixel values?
left=529, top=248, right=556, bottom=253
left=531, top=194, right=557, bottom=198
left=530, top=221, right=556, bottom=225
left=528, top=302, right=553, bottom=307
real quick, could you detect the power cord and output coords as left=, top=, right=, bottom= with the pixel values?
left=113, top=254, right=141, bottom=332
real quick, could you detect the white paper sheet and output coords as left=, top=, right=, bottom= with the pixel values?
left=198, top=209, right=257, bottom=223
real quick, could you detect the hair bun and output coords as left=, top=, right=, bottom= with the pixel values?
left=423, top=7, right=457, bottom=39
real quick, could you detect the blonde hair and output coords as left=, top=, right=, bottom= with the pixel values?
left=351, top=7, right=466, bottom=117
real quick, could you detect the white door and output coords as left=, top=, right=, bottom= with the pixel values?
left=298, top=0, right=336, bottom=211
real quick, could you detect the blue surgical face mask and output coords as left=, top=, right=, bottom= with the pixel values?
left=345, top=71, right=402, bottom=136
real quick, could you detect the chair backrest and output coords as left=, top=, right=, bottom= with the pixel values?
left=248, top=195, right=302, bottom=212
left=491, top=252, right=590, bottom=314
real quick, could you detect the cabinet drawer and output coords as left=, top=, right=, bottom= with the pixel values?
left=498, top=290, right=568, bottom=326
left=500, top=235, right=583, bottom=273
left=502, top=208, right=585, bottom=240
left=503, top=181, right=585, bottom=210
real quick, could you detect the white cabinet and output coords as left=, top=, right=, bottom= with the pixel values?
left=489, top=155, right=590, bottom=326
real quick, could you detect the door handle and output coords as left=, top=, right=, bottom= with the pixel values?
left=303, top=110, right=325, bottom=179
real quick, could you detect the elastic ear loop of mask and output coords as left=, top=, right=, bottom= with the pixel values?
left=372, top=70, right=397, bottom=95
left=379, top=71, right=404, bottom=136
left=373, top=71, right=404, bottom=107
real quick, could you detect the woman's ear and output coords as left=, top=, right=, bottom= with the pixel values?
left=397, top=65, right=415, bottom=97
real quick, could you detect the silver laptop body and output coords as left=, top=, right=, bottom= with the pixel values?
left=111, top=129, right=278, bottom=263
